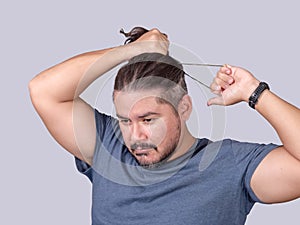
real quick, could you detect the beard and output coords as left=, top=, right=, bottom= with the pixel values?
left=131, top=125, right=181, bottom=169
left=139, top=141, right=178, bottom=169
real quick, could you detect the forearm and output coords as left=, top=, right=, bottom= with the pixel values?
left=29, top=45, right=131, bottom=103
left=255, top=90, right=300, bottom=160
left=29, top=28, right=169, bottom=104
left=209, top=65, right=300, bottom=159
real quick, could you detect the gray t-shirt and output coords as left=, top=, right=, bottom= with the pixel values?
left=75, top=109, right=278, bottom=225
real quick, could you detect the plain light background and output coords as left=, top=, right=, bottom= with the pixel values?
left=1, top=0, right=299, bottom=224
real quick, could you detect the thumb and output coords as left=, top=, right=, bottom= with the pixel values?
left=207, top=96, right=225, bottom=106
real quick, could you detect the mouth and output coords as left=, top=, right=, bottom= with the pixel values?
left=130, top=143, right=158, bottom=157
left=132, top=148, right=154, bottom=157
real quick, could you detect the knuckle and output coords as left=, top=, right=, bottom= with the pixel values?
left=215, top=77, right=221, bottom=84
left=150, top=28, right=160, bottom=33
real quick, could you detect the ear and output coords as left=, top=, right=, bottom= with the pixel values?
left=178, top=95, right=192, bottom=121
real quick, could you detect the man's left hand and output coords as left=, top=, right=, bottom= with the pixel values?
left=208, top=65, right=260, bottom=106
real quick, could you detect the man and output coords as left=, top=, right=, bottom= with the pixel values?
left=29, top=28, right=300, bottom=224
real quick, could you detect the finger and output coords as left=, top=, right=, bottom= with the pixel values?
left=220, top=65, right=232, bottom=75
left=210, top=81, right=221, bottom=92
left=162, top=33, right=168, bottom=38
left=207, top=96, right=225, bottom=106
left=211, top=89, right=222, bottom=95
left=213, top=62, right=232, bottom=78
left=214, top=77, right=231, bottom=90
left=161, top=39, right=170, bottom=52
left=149, top=28, right=161, bottom=33
left=149, top=28, right=168, bottom=40
left=217, top=73, right=234, bottom=86
left=160, top=33, right=169, bottom=43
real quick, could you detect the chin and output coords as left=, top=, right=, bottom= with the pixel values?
left=139, top=161, right=164, bottom=169
left=136, top=155, right=170, bottom=169
left=137, top=158, right=159, bottom=168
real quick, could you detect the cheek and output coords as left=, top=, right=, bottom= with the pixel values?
left=149, top=120, right=168, bottom=145
left=151, top=116, right=182, bottom=148
left=165, top=117, right=181, bottom=141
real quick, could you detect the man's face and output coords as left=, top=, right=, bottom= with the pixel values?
left=114, top=90, right=181, bottom=168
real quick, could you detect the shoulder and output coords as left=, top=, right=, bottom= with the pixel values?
left=197, top=138, right=278, bottom=170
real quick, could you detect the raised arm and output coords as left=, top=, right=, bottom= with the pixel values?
left=208, top=66, right=300, bottom=203
left=29, top=28, right=169, bottom=165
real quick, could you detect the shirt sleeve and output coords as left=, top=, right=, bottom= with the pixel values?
left=75, top=157, right=93, bottom=182
left=74, top=109, right=118, bottom=182
left=230, top=139, right=279, bottom=203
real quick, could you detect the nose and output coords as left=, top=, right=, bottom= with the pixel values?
left=130, top=122, right=149, bottom=142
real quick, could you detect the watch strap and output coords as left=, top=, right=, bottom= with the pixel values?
left=248, top=82, right=270, bottom=109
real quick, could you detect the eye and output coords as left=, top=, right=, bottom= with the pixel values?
left=119, top=119, right=131, bottom=125
left=143, top=118, right=155, bottom=124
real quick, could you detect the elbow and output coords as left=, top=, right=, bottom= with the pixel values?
left=28, top=78, right=36, bottom=97
left=28, top=76, right=45, bottom=108
left=28, top=77, right=38, bottom=103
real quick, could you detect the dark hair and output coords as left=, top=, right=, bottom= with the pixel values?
left=114, top=27, right=188, bottom=107
left=119, top=27, right=149, bottom=44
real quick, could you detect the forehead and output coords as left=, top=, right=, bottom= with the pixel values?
left=114, top=90, right=173, bottom=117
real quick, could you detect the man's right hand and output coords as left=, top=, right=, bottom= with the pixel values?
left=125, top=28, right=169, bottom=59
left=29, top=27, right=169, bottom=166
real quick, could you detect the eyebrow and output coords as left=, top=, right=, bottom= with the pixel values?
left=137, top=112, right=161, bottom=118
left=116, top=112, right=161, bottom=120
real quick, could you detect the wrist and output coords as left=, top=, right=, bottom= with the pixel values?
left=117, top=42, right=146, bottom=61
left=113, top=45, right=133, bottom=62
left=248, top=81, right=270, bottom=109
left=244, top=79, right=260, bottom=102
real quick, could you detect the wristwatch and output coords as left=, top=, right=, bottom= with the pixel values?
left=248, top=82, right=270, bottom=109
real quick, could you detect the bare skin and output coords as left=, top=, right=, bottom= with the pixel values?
left=209, top=66, right=300, bottom=203
left=114, top=90, right=195, bottom=168
left=29, top=29, right=169, bottom=165
left=29, top=28, right=300, bottom=204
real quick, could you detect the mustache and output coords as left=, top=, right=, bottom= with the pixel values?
left=130, top=142, right=158, bottom=151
